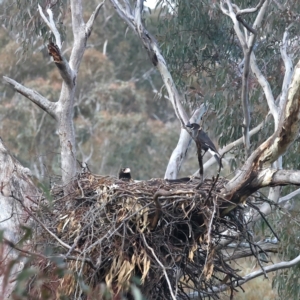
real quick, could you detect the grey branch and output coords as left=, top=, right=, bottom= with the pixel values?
left=250, top=52, right=278, bottom=125
left=3, top=76, right=56, bottom=119
left=266, top=169, right=300, bottom=187
left=110, top=0, right=135, bottom=32
left=235, top=0, right=266, bottom=16
left=279, top=27, right=293, bottom=109
left=245, top=1, right=279, bottom=125
left=252, top=187, right=300, bottom=222
left=221, top=0, right=267, bottom=158
left=279, top=187, right=300, bottom=205
left=189, top=253, right=300, bottom=297
left=47, top=43, right=74, bottom=86
left=86, top=1, right=105, bottom=37
left=38, top=4, right=74, bottom=85
left=38, top=4, right=62, bottom=49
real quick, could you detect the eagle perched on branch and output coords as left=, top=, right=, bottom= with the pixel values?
left=187, top=123, right=223, bottom=169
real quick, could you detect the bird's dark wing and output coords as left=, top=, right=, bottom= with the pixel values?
left=198, top=130, right=220, bottom=155
left=198, top=130, right=223, bottom=168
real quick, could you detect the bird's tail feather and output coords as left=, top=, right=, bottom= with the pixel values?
left=214, top=154, right=223, bottom=169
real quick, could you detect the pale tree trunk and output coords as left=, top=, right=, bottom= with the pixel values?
left=0, top=139, right=40, bottom=298
left=3, top=1, right=104, bottom=193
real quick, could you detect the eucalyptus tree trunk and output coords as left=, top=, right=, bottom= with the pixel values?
left=0, top=139, right=40, bottom=298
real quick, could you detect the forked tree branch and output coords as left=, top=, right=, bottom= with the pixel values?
left=3, top=76, right=57, bottom=119
left=47, top=42, right=75, bottom=86
left=225, top=55, right=300, bottom=196
left=235, top=0, right=265, bottom=16
left=69, top=0, right=103, bottom=72
left=38, top=5, right=74, bottom=86
left=38, top=4, right=62, bottom=49
left=249, top=0, right=278, bottom=124
left=220, top=0, right=267, bottom=158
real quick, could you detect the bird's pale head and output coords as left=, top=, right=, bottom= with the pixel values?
left=186, top=122, right=200, bottom=130
left=122, top=167, right=131, bottom=174
left=119, top=167, right=132, bottom=181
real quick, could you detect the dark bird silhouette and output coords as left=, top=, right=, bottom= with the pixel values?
left=118, top=167, right=132, bottom=181
left=186, top=123, right=223, bottom=168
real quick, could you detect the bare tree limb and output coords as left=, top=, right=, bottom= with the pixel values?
left=110, top=0, right=189, bottom=125
left=3, top=76, right=57, bottom=119
left=38, top=4, right=75, bottom=86
left=69, top=0, right=86, bottom=72
left=235, top=0, right=265, bottom=16
left=251, top=187, right=300, bottom=222
left=47, top=42, right=75, bottom=86
left=278, top=187, right=300, bottom=205
left=250, top=52, right=278, bottom=125
left=38, top=4, right=62, bottom=49
left=221, top=0, right=267, bottom=158
left=189, top=253, right=300, bottom=297
left=86, top=1, right=105, bottom=37
left=110, top=0, right=135, bottom=32
left=223, top=241, right=278, bottom=262
left=222, top=0, right=279, bottom=128
left=263, top=169, right=300, bottom=187
left=279, top=26, right=294, bottom=109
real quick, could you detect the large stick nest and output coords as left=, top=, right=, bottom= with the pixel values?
left=32, top=171, right=248, bottom=299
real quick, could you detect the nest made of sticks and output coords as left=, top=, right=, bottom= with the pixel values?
left=31, top=171, right=248, bottom=299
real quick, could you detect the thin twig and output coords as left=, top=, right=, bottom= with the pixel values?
left=142, top=233, right=177, bottom=300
